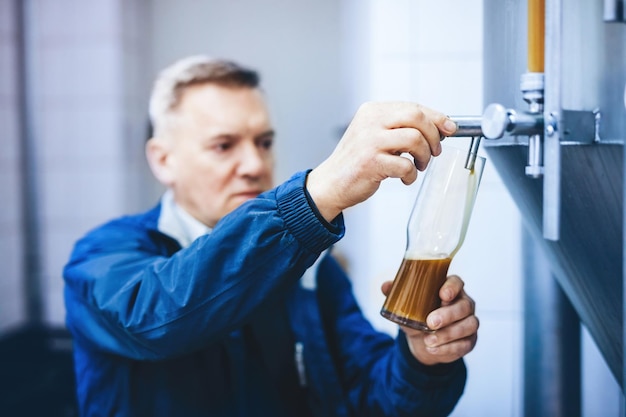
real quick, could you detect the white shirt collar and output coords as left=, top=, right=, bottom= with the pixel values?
left=158, top=190, right=212, bottom=248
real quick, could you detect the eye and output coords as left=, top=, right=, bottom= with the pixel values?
left=215, top=141, right=232, bottom=152
left=209, top=136, right=236, bottom=153
left=259, top=138, right=273, bottom=150
left=257, top=133, right=274, bottom=150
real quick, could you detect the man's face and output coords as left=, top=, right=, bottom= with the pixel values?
left=163, top=83, right=275, bottom=227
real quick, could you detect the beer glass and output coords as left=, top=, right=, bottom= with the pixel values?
left=380, top=145, right=485, bottom=332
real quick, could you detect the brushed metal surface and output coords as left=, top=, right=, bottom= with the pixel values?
left=486, top=144, right=623, bottom=385
left=484, top=0, right=626, bottom=389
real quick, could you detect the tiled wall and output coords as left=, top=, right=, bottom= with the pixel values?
left=0, top=0, right=26, bottom=332
left=0, top=0, right=154, bottom=331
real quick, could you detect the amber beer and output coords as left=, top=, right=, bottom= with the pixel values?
left=380, top=146, right=485, bottom=331
left=381, top=257, right=452, bottom=332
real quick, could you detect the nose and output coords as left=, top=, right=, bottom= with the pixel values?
left=238, top=141, right=269, bottom=178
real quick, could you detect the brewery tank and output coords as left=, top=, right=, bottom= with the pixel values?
left=480, top=0, right=625, bottom=391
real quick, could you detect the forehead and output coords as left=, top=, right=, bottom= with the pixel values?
left=176, top=83, right=270, bottom=123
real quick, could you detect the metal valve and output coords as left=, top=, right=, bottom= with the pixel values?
left=481, top=103, right=544, bottom=140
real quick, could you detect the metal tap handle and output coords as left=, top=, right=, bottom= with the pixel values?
left=481, top=103, right=544, bottom=139
left=447, top=116, right=484, bottom=138
left=481, top=104, right=511, bottom=139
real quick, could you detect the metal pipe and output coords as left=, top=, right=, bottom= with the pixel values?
left=528, top=0, right=545, bottom=72
left=604, top=0, right=625, bottom=22
left=481, top=0, right=560, bottom=240
left=520, top=73, right=544, bottom=179
left=464, top=137, right=482, bottom=171
left=543, top=0, right=562, bottom=241
left=16, top=0, right=43, bottom=324
left=444, top=116, right=484, bottom=170
left=523, top=228, right=581, bottom=417
left=525, top=134, right=544, bottom=178
left=444, top=117, right=485, bottom=170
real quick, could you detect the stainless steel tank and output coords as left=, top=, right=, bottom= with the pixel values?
left=481, top=0, right=625, bottom=395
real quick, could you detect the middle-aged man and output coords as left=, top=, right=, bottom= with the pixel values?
left=63, top=55, right=479, bottom=417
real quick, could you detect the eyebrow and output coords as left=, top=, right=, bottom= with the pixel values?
left=256, top=129, right=275, bottom=139
left=204, top=129, right=275, bottom=143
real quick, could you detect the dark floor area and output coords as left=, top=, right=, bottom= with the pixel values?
left=0, top=325, right=78, bottom=417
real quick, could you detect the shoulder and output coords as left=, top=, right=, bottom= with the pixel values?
left=70, top=204, right=180, bottom=259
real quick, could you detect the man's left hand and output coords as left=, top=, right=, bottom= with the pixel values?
left=381, top=275, right=479, bottom=366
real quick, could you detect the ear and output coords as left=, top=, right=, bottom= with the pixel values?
left=146, top=137, right=176, bottom=187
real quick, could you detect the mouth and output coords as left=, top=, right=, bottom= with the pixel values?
left=233, top=191, right=262, bottom=200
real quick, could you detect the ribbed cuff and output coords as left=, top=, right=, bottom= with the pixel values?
left=276, top=171, right=345, bottom=254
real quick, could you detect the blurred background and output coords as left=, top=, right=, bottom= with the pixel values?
left=0, top=0, right=623, bottom=416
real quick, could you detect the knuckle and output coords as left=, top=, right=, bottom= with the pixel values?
left=410, top=105, right=426, bottom=122
left=470, top=315, right=480, bottom=331
left=459, top=338, right=474, bottom=355
left=360, top=101, right=374, bottom=110
left=456, top=318, right=478, bottom=342
left=357, top=101, right=375, bottom=116
left=462, top=297, right=474, bottom=314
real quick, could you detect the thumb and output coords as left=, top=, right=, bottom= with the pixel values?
left=381, top=280, right=393, bottom=296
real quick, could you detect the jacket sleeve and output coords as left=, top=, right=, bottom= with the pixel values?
left=63, top=171, right=344, bottom=360
left=316, top=255, right=467, bottom=417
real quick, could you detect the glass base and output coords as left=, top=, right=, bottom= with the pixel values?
left=380, top=309, right=435, bottom=333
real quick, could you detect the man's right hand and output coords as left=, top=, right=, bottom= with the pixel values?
left=306, top=102, right=458, bottom=222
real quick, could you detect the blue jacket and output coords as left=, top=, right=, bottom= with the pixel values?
left=63, top=171, right=466, bottom=417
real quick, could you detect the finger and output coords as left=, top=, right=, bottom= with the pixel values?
left=424, top=332, right=478, bottom=360
left=424, top=315, right=480, bottom=349
left=413, top=108, right=457, bottom=154
left=381, top=281, right=393, bottom=296
left=382, top=104, right=446, bottom=156
left=418, top=106, right=458, bottom=138
left=427, top=294, right=475, bottom=330
left=381, top=125, right=432, bottom=155
left=383, top=128, right=433, bottom=172
left=439, top=275, right=464, bottom=303
left=409, top=147, right=434, bottom=172
left=376, top=153, right=418, bottom=185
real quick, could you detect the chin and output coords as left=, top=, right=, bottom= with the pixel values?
left=229, top=197, right=254, bottom=211
left=236, top=194, right=259, bottom=203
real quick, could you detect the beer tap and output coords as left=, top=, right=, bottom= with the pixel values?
left=446, top=71, right=546, bottom=172
left=443, top=116, right=484, bottom=171
left=481, top=73, right=546, bottom=178
left=448, top=0, right=563, bottom=240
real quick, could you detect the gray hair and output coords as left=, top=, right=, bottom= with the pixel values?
left=148, top=55, right=260, bottom=137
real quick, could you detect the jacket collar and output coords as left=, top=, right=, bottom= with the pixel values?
left=157, top=190, right=211, bottom=248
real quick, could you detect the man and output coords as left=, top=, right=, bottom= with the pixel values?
left=63, top=55, right=478, bottom=417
